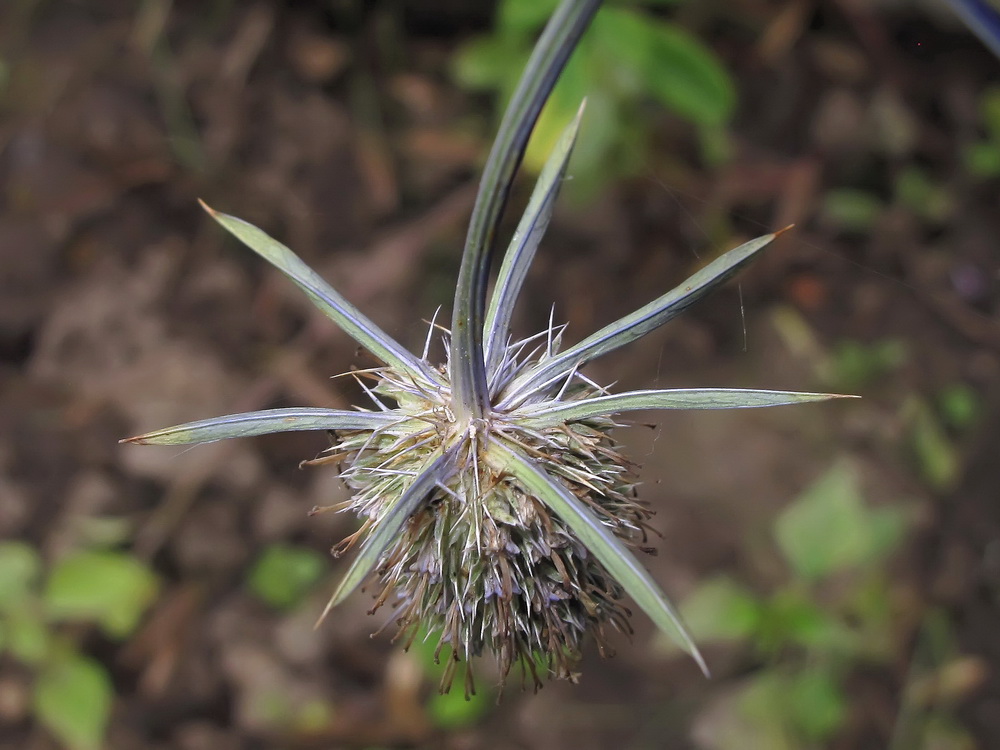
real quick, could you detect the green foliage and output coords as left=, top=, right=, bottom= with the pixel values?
left=45, top=549, right=159, bottom=638
left=962, top=85, right=1000, bottom=178
left=0, top=540, right=158, bottom=750
left=678, top=577, right=761, bottom=643
left=828, top=338, right=906, bottom=391
left=33, top=651, right=114, bottom=750
left=678, top=460, right=910, bottom=748
left=894, top=166, right=953, bottom=224
left=453, top=0, right=736, bottom=196
left=409, top=633, right=493, bottom=728
left=820, top=188, right=884, bottom=232
left=426, top=685, right=492, bottom=730
left=247, top=543, right=327, bottom=611
left=0, top=541, right=41, bottom=608
left=739, top=668, right=847, bottom=746
left=937, top=383, right=980, bottom=432
left=903, top=396, right=960, bottom=491
left=774, top=461, right=906, bottom=582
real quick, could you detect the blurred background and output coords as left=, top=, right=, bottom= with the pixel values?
left=1, top=0, right=999, bottom=748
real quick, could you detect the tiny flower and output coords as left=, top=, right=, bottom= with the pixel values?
left=123, top=0, right=852, bottom=693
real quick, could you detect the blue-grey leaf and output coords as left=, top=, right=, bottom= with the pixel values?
left=201, top=202, right=435, bottom=386
left=499, top=231, right=782, bottom=408
left=484, top=103, right=585, bottom=379
left=520, top=388, right=855, bottom=427
left=486, top=438, right=708, bottom=676
left=121, top=408, right=400, bottom=446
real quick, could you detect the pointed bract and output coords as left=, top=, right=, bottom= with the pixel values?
left=499, top=232, right=778, bottom=408
left=484, top=102, right=586, bottom=379
left=201, top=202, right=436, bottom=387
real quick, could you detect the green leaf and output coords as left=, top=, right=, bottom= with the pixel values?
left=786, top=669, right=848, bottom=742
left=738, top=668, right=847, bottom=745
left=758, top=589, right=858, bottom=655
left=427, top=686, right=492, bottom=729
left=0, top=541, right=41, bottom=610
left=500, top=231, right=780, bottom=408
left=44, top=550, right=158, bottom=638
left=34, top=651, right=113, bottom=750
left=938, top=383, right=981, bottom=432
left=248, top=544, right=327, bottom=611
left=484, top=103, right=585, bottom=376
left=680, top=576, right=762, bottom=642
left=894, top=167, right=952, bottom=223
left=523, top=40, right=592, bottom=173
left=828, top=338, right=906, bottom=390
left=963, top=141, right=1000, bottom=178
left=520, top=388, right=854, bottom=427
left=600, top=9, right=735, bottom=127
left=487, top=438, right=707, bottom=675
left=6, top=607, right=50, bottom=663
left=452, top=36, right=526, bottom=91
left=201, top=202, right=436, bottom=387
left=774, top=461, right=885, bottom=581
left=982, top=85, right=1000, bottom=142
left=905, top=397, right=959, bottom=491
left=121, top=407, right=400, bottom=446
left=735, top=672, right=798, bottom=750
left=821, top=189, right=884, bottom=232
left=318, top=444, right=460, bottom=620
left=499, top=0, right=560, bottom=34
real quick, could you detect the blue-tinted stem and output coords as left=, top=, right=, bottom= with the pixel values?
left=449, top=0, right=601, bottom=423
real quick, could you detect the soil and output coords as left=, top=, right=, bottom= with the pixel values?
left=1, top=1, right=998, bottom=749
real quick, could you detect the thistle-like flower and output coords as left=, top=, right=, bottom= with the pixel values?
left=123, top=1, right=849, bottom=692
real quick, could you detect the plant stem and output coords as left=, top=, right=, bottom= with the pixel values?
left=449, top=0, right=601, bottom=424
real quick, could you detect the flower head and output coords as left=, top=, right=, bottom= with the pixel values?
left=123, top=0, right=850, bottom=692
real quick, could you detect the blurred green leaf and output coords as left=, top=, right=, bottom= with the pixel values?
left=980, top=85, right=1000, bottom=142
left=905, top=397, right=959, bottom=491
left=6, top=608, right=50, bottom=663
left=33, top=651, right=113, bottom=750
left=294, top=698, right=335, bottom=733
left=846, top=573, right=899, bottom=660
left=499, top=0, right=559, bottom=33
left=774, top=461, right=886, bottom=581
left=453, top=0, right=736, bottom=196
left=828, top=338, right=906, bottom=391
left=786, top=669, right=848, bottom=742
left=962, top=141, right=1000, bottom=178
left=248, top=544, right=326, bottom=611
left=409, top=632, right=496, bottom=722
left=0, top=541, right=41, bottom=610
left=44, top=550, right=158, bottom=638
left=427, top=686, right=492, bottom=729
left=602, top=9, right=735, bottom=126
left=756, top=589, right=858, bottom=655
left=524, top=39, right=592, bottom=173
left=894, top=167, right=952, bottom=223
left=938, top=383, right=981, bottom=432
left=821, top=189, right=884, bottom=232
left=737, top=673, right=798, bottom=750
left=738, top=668, right=847, bottom=746
left=680, top=576, right=762, bottom=642
left=869, top=506, right=909, bottom=559
left=453, top=35, right=524, bottom=91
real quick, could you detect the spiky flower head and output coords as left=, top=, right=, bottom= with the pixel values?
left=123, top=0, right=850, bottom=692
